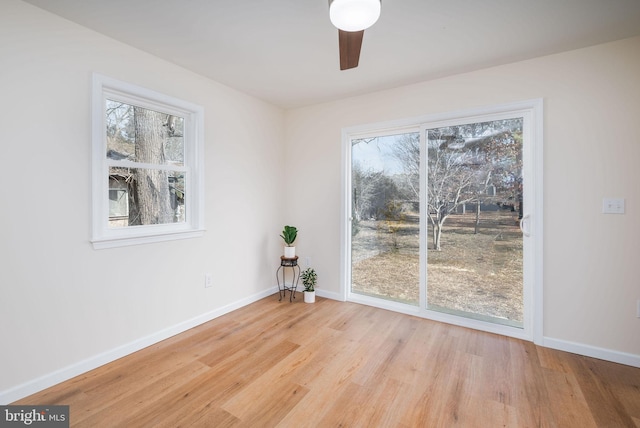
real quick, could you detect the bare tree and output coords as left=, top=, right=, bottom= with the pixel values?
left=352, top=161, right=400, bottom=222
left=392, top=120, right=522, bottom=250
left=391, top=134, right=420, bottom=201
left=426, top=131, right=485, bottom=250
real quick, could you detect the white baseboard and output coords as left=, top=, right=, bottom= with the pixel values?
left=0, top=287, right=278, bottom=405
left=542, top=337, right=640, bottom=368
left=316, top=289, right=343, bottom=301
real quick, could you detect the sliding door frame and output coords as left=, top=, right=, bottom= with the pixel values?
left=340, top=99, right=543, bottom=344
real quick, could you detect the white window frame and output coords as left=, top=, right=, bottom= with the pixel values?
left=91, top=73, right=205, bottom=249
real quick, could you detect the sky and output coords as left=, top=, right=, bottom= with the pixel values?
left=351, top=133, right=417, bottom=175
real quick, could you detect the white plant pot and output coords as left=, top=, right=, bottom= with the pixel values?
left=284, top=246, right=296, bottom=258
left=304, top=291, right=316, bottom=303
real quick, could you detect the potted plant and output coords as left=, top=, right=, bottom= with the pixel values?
left=301, top=267, right=317, bottom=303
left=280, top=225, right=298, bottom=258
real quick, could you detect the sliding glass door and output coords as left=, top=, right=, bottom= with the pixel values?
left=345, top=101, right=541, bottom=339
left=350, top=132, right=421, bottom=306
left=424, top=118, right=524, bottom=327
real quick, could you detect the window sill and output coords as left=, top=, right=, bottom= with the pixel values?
left=91, top=229, right=205, bottom=250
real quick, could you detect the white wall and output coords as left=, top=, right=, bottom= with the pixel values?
left=0, top=1, right=285, bottom=402
left=285, top=36, right=640, bottom=362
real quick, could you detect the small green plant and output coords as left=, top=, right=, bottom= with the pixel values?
left=301, top=268, right=317, bottom=292
left=280, top=225, right=298, bottom=246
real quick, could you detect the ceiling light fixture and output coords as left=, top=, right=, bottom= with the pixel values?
left=329, top=0, right=381, bottom=32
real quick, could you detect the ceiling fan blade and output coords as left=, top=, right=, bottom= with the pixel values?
left=338, top=29, right=364, bottom=70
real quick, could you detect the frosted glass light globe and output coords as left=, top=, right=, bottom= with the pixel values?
left=329, top=0, right=381, bottom=32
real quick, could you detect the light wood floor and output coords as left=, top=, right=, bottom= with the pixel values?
left=16, top=295, right=640, bottom=427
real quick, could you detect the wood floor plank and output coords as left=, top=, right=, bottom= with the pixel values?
left=397, top=345, right=462, bottom=425
left=543, top=366, right=598, bottom=427
left=275, top=334, right=371, bottom=425
left=126, top=340, right=299, bottom=427
left=567, top=354, right=639, bottom=427
left=328, top=382, right=374, bottom=425
left=224, top=381, right=309, bottom=426
left=72, top=360, right=212, bottom=427
left=14, top=296, right=640, bottom=427
left=349, top=311, right=412, bottom=386
left=176, top=407, right=240, bottom=428
left=508, top=339, right=557, bottom=426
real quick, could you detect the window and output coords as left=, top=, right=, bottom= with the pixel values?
left=91, top=74, right=205, bottom=249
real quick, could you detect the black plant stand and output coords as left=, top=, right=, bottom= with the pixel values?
left=276, top=256, right=300, bottom=302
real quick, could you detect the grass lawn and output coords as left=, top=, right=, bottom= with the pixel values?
left=351, top=210, right=523, bottom=323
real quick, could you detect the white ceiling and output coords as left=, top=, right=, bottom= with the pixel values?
left=22, top=0, right=640, bottom=109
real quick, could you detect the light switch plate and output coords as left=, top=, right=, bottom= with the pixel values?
left=602, top=198, right=625, bottom=214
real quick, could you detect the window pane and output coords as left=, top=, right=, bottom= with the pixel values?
left=109, top=189, right=128, bottom=216
left=108, top=167, right=186, bottom=227
left=351, top=133, right=420, bottom=306
left=105, top=99, right=184, bottom=166
left=426, top=118, right=524, bottom=326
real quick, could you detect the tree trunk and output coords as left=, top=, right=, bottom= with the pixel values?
left=129, top=108, right=173, bottom=226
left=434, top=222, right=443, bottom=251
left=474, top=200, right=481, bottom=234
left=432, top=224, right=437, bottom=250
left=431, top=210, right=443, bottom=251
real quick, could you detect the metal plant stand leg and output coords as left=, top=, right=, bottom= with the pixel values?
left=276, top=256, right=300, bottom=302
left=276, top=267, right=284, bottom=301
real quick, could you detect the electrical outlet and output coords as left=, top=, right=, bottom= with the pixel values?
left=602, top=198, right=625, bottom=214
left=205, top=273, right=213, bottom=288
left=305, top=257, right=311, bottom=267
left=637, top=300, right=640, bottom=318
